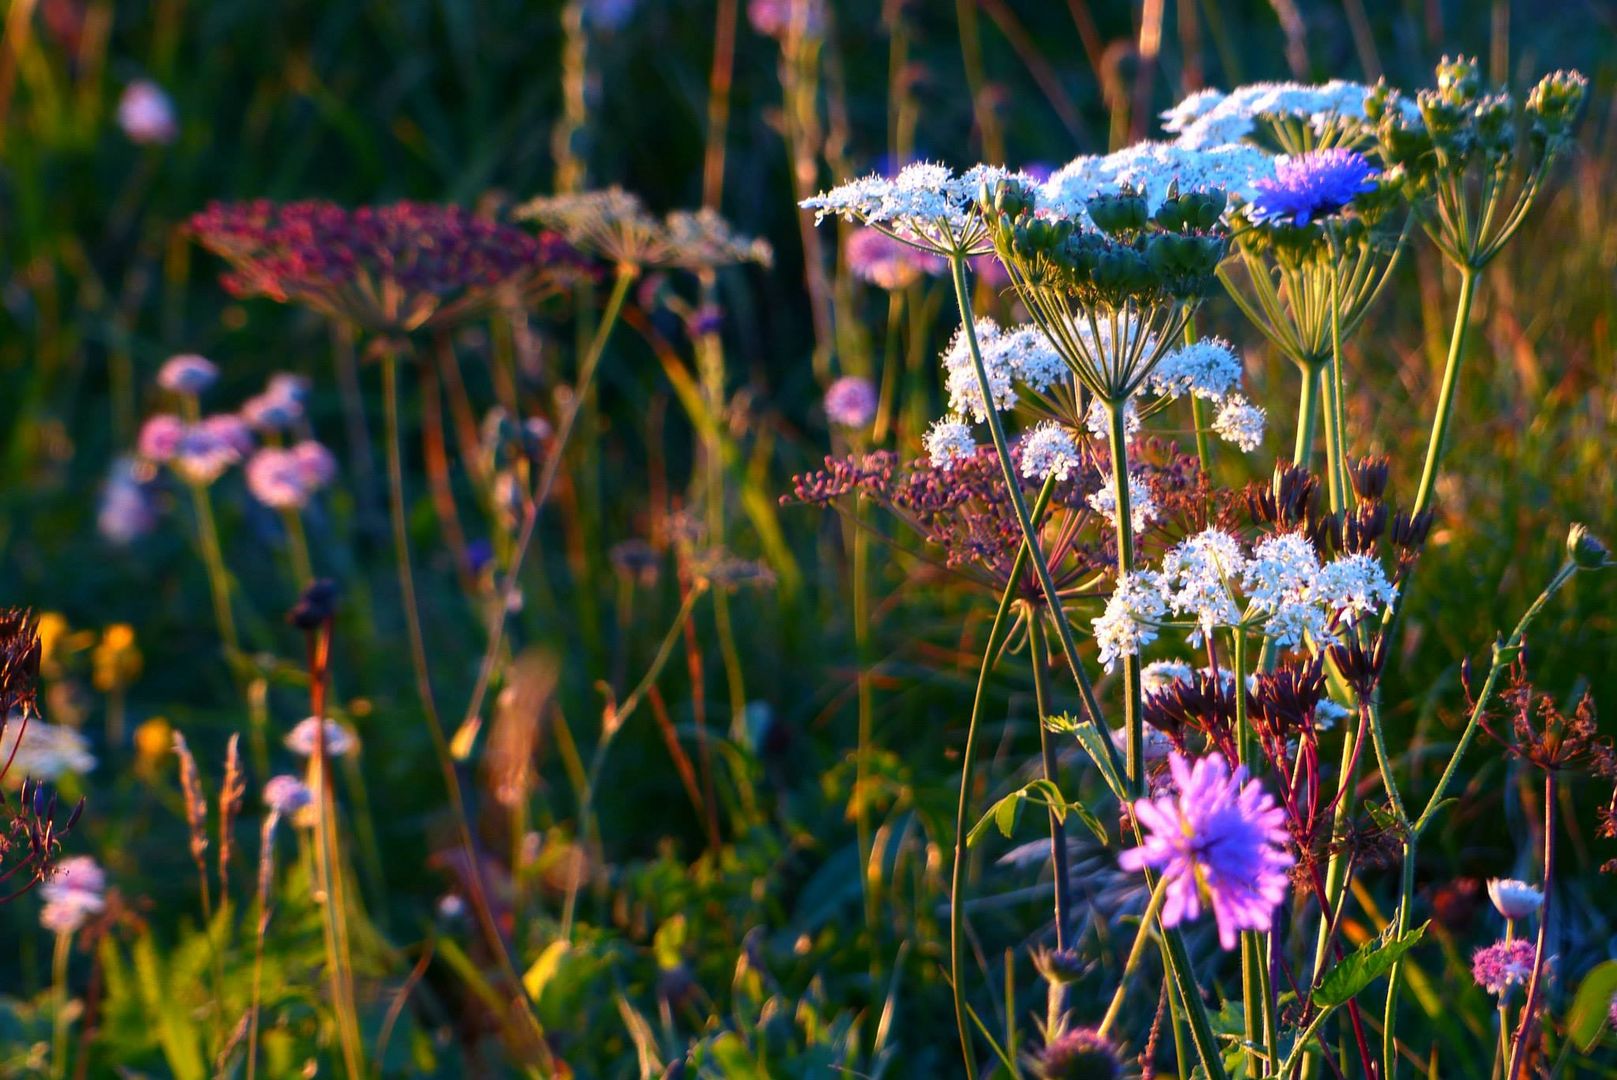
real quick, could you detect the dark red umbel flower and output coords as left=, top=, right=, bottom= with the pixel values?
left=0, top=610, right=84, bottom=903
left=189, top=200, right=591, bottom=332
left=1479, top=645, right=1616, bottom=779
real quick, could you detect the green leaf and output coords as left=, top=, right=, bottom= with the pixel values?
left=1567, top=959, right=1617, bottom=1051
left=1065, top=716, right=1130, bottom=802
left=1315, top=922, right=1428, bottom=1008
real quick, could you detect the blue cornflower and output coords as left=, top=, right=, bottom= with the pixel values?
left=1248, top=149, right=1378, bottom=226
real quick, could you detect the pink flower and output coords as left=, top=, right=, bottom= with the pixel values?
left=156, top=353, right=217, bottom=395
left=117, top=80, right=177, bottom=145
left=824, top=376, right=878, bottom=428
left=1472, top=938, right=1536, bottom=995
left=136, top=414, right=186, bottom=462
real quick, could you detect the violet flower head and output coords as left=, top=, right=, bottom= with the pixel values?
left=1031, top=1027, right=1123, bottom=1080
left=285, top=717, right=357, bottom=758
left=1118, top=751, right=1294, bottom=949
left=290, top=440, right=337, bottom=490
left=157, top=354, right=218, bottom=396
left=1486, top=877, right=1543, bottom=920
left=263, top=774, right=313, bottom=816
left=1471, top=937, right=1537, bottom=995
left=246, top=448, right=312, bottom=510
left=845, top=226, right=944, bottom=289
left=136, top=414, right=186, bottom=462
left=824, top=375, right=878, bottom=429
left=39, top=855, right=107, bottom=935
left=1248, top=149, right=1378, bottom=226
left=98, top=457, right=158, bottom=545
left=171, top=420, right=249, bottom=486
left=117, top=80, right=177, bottom=145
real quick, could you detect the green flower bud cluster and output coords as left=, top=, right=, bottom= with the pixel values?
left=1367, top=58, right=1586, bottom=193
left=979, top=179, right=1230, bottom=309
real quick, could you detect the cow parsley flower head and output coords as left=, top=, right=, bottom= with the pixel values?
left=1142, top=659, right=1197, bottom=692
left=157, top=354, right=218, bottom=396
left=285, top=717, right=358, bottom=758
left=1004, top=326, right=1070, bottom=394
left=1147, top=338, right=1243, bottom=400
left=1, top=719, right=96, bottom=782
left=1039, top=142, right=1273, bottom=220
left=844, top=226, right=945, bottom=288
left=1165, top=80, right=1392, bottom=150
left=1161, top=528, right=1246, bottom=641
left=942, top=318, right=1019, bottom=420
left=1472, top=938, right=1536, bottom=995
left=924, top=416, right=976, bottom=469
left=1213, top=395, right=1266, bottom=451
left=1486, top=878, right=1544, bottom=920
left=1249, top=149, right=1379, bottom=226
left=802, top=162, right=1027, bottom=255
left=824, top=376, right=879, bottom=429
left=1242, top=533, right=1321, bottom=612
left=1020, top=422, right=1082, bottom=482
left=1094, top=570, right=1167, bottom=671
left=1087, top=473, right=1158, bottom=532
left=1160, top=88, right=1228, bottom=134
left=1315, top=553, right=1397, bottom=624
left=1119, top=751, right=1293, bottom=949
left=1084, top=398, right=1140, bottom=442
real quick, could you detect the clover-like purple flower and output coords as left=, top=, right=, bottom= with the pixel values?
left=1118, top=751, right=1294, bottom=949
left=1248, top=149, right=1378, bottom=226
left=1471, top=938, right=1536, bottom=996
left=824, top=375, right=878, bottom=429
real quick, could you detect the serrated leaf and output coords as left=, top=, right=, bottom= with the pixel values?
left=1067, top=717, right=1129, bottom=802
left=1568, top=959, right=1617, bottom=1051
left=1315, top=922, right=1428, bottom=1008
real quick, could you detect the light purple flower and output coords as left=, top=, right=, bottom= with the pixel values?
left=1118, top=751, right=1294, bottom=949
left=136, top=414, right=186, bottom=462
left=117, top=80, right=177, bottom=145
left=291, top=440, right=337, bottom=490
left=285, top=717, right=357, bottom=758
left=156, top=353, right=217, bottom=395
left=1486, top=878, right=1543, bottom=920
left=1033, top=1026, right=1122, bottom=1080
left=1249, top=148, right=1378, bottom=226
left=748, top=0, right=823, bottom=38
left=40, top=855, right=107, bottom=935
left=263, top=774, right=313, bottom=815
left=171, top=422, right=245, bottom=485
left=1472, top=938, right=1536, bottom=995
left=201, top=414, right=254, bottom=456
left=98, top=457, right=158, bottom=545
left=824, top=376, right=878, bottom=429
left=845, top=226, right=944, bottom=289
left=245, top=448, right=310, bottom=509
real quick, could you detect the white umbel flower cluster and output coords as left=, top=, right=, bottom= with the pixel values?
left=801, top=162, right=1031, bottom=254
left=1094, top=527, right=1398, bottom=660
left=1213, top=395, right=1267, bottom=451
left=940, top=318, right=1074, bottom=420
left=1019, top=422, right=1083, bottom=482
left=1087, top=472, right=1158, bottom=532
left=1039, top=141, right=1274, bottom=220
left=1161, top=80, right=1394, bottom=149
left=1094, top=570, right=1167, bottom=671
left=924, top=415, right=977, bottom=469
left=1147, top=338, right=1244, bottom=401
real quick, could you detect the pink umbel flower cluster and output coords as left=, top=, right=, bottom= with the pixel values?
left=189, top=200, right=590, bottom=332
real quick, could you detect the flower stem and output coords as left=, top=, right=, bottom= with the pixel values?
left=1105, top=398, right=1145, bottom=798
left=1292, top=358, right=1322, bottom=469
left=187, top=480, right=240, bottom=660
left=1098, top=875, right=1171, bottom=1038
left=50, top=930, right=71, bottom=1080
left=1506, top=772, right=1555, bottom=1079
left=1327, top=260, right=1352, bottom=509
left=1411, top=265, right=1478, bottom=519
left=1026, top=610, right=1074, bottom=958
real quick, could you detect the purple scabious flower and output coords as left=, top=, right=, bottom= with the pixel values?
left=171, top=423, right=245, bottom=485
left=1472, top=938, right=1537, bottom=995
left=290, top=440, right=337, bottom=490
left=824, top=375, right=878, bottom=429
left=117, top=80, right=177, bottom=145
left=98, top=457, right=158, bottom=545
left=136, top=414, right=186, bottom=462
left=201, top=414, right=254, bottom=457
left=1248, top=149, right=1378, bottom=226
left=1031, top=1027, right=1123, bottom=1080
left=1118, top=751, right=1294, bottom=949
left=156, top=353, right=218, bottom=395
left=263, top=774, right=313, bottom=815
left=845, top=226, right=944, bottom=289
left=245, top=448, right=312, bottom=510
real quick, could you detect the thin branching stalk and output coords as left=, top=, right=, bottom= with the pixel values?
left=1026, top=608, right=1074, bottom=970
left=1098, top=875, right=1171, bottom=1037
left=1506, top=776, right=1554, bottom=1079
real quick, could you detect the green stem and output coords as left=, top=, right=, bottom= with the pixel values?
left=1293, top=359, right=1322, bottom=470
left=1027, top=609, right=1074, bottom=960
left=50, top=930, right=70, bottom=1080
left=1105, top=399, right=1144, bottom=797
left=187, top=480, right=239, bottom=659
left=1327, top=261, right=1352, bottom=507
left=851, top=503, right=881, bottom=995
left=1098, top=875, right=1171, bottom=1038
left=281, top=508, right=314, bottom=586
left=1410, top=265, right=1478, bottom=519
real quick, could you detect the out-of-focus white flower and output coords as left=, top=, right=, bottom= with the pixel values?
left=284, top=717, right=358, bottom=758
left=39, top=855, right=107, bottom=935
left=1, top=717, right=96, bottom=782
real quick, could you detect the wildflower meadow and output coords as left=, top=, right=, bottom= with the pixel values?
left=4, top=2, right=1617, bottom=1077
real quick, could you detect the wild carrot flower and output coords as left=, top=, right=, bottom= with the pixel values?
left=1118, top=751, right=1294, bottom=948
left=845, top=226, right=944, bottom=288
left=1087, top=472, right=1157, bottom=532
left=116, top=80, right=177, bottom=145
left=803, top=161, right=1030, bottom=255
left=1146, top=338, right=1243, bottom=400
left=157, top=354, right=218, bottom=396
left=1472, top=938, right=1537, bottom=995
left=1094, top=571, right=1167, bottom=671
left=1161, top=80, right=1397, bottom=150
left=284, top=717, right=357, bottom=758
left=518, top=189, right=769, bottom=271
left=1020, top=423, right=1082, bottom=483
left=1030, top=1026, right=1123, bottom=1080
left=824, top=376, right=878, bottom=429
left=1248, top=148, right=1378, bottom=226
left=1038, top=141, right=1273, bottom=219
left=1486, top=878, right=1543, bottom=920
